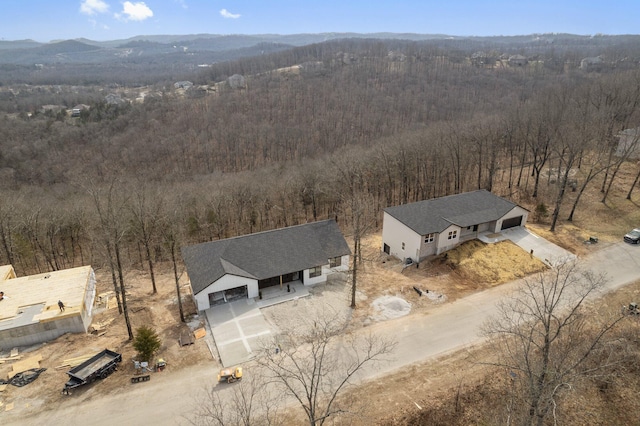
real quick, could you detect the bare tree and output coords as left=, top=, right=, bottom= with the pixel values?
left=257, top=313, right=396, bottom=426
left=161, top=203, right=186, bottom=322
left=129, top=183, right=164, bottom=294
left=87, top=179, right=134, bottom=340
left=0, top=192, right=18, bottom=268
left=481, top=261, right=627, bottom=426
left=334, top=153, right=376, bottom=308
left=187, top=372, right=282, bottom=426
left=626, top=161, right=640, bottom=200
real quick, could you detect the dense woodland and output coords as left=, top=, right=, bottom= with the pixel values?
left=1, top=37, right=640, bottom=282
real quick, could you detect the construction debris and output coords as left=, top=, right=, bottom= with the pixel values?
left=96, top=291, right=118, bottom=310
left=179, top=330, right=194, bottom=346
left=0, top=355, right=21, bottom=364
left=7, top=354, right=42, bottom=380
left=9, top=368, right=47, bottom=387
left=622, top=302, right=640, bottom=315
left=88, top=317, right=115, bottom=335
left=193, top=328, right=206, bottom=339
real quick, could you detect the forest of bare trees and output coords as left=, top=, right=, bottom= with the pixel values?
left=1, top=37, right=639, bottom=283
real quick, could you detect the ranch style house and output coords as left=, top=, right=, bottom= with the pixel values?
left=181, top=220, right=350, bottom=311
left=382, top=190, right=529, bottom=263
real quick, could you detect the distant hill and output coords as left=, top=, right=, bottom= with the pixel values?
left=0, top=32, right=638, bottom=66
left=0, top=39, right=42, bottom=50
left=33, top=39, right=101, bottom=54
left=0, top=32, right=638, bottom=86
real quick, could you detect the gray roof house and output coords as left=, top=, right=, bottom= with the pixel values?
left=382, top=190, right=529, bottom=262
left=182, top=220, right=350, bottom=311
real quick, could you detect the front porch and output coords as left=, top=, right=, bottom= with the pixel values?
left=255, top=280, right=310, bottom=308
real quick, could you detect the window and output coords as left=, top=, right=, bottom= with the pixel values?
left=448, top=230, right=458, bottom=240
left=424, top=233, right=434, bottom=243
left=329, top=256, right=342, bottom=268
left=309, top=266, right=322, bottom=278
left=401, top=242, right=405, bottom=250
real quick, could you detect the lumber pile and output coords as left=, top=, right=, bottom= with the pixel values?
left=96, top=291, right=119, bottom=310
left=88, top=317, right=115, bottom=335
left=7, top=354, right=42, bottom=379
left=55, top=354, right=94, bottom=370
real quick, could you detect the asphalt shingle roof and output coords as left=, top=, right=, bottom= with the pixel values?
left=181, top=220, right=350, bottom=295
left=383, top=190, right=519, bottom=235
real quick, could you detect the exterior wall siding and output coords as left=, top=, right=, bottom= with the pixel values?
left=436, top=224, right=462, bottom=255
left=303, top=268, right=327, bottom=286
left=382, top=212, right=422, bottom=262
left=303, top=254, right=348, bottom=285
left=478, top=222, right=492, bottom=233
left=418, top=234, right=437, bottom=259
left=495, top=207, right=529, bottom=232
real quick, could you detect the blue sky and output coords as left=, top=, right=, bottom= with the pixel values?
left=1, top=1, right=638, bottom=42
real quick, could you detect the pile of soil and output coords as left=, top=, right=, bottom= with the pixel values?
left=444, top=239, right=547, bottom=284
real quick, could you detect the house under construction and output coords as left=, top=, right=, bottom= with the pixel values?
left=0, top=265, right=96, bottom=350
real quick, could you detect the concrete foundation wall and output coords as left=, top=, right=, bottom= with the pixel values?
left=0, top=314, right=85, bottom=350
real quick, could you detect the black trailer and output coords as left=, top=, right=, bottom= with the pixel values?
left=63, top=349, right=122, bottom=393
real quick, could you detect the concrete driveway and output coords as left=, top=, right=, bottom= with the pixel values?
left=480, top=226, right=576, bottom=266
left=204, top=298, right=272, bottom=367
left=203, top=283, right=310, bottom=367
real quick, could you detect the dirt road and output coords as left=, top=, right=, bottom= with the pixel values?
left=5, top=242, right=639, bottom=426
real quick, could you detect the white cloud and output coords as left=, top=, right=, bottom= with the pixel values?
left=116, top=1, right=154, bottom=21
left=80, top=0, right=109, bottom=16
left=220, top=9, right=241, bottom=19
left=175, top=0, right=187, bottom=9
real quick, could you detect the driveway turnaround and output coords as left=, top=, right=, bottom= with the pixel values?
left=480, top=226, right=576, bottom=266
left=204, top=298, right=272, bottom=367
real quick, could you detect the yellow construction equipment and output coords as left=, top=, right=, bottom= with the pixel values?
left=217, top=366, right=242, bottom=383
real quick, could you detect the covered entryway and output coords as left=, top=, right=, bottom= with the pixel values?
left=258, top=271, right=300, bottom=289
left=501, top=216, right=523, bottom=230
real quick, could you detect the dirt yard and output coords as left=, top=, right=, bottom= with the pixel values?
left=0, top=231, right=550, bottom=418
left=2, top=161, right=640, bottom=421
left=0, top=267, right=210, bottom=415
